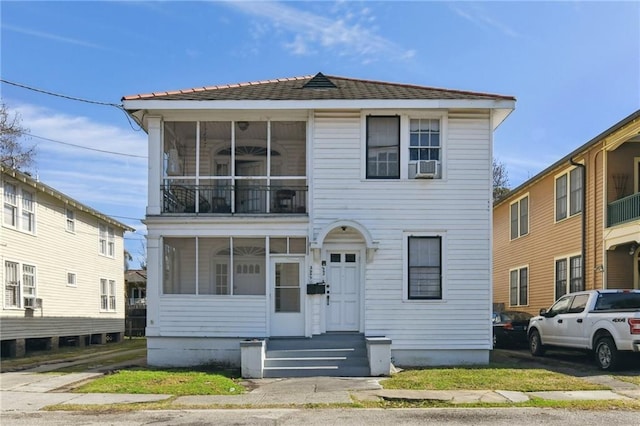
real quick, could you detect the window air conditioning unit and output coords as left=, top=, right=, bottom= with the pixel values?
left=414, top=160, right=439, bottom=179
left=24, top=297, right=36, bottom=309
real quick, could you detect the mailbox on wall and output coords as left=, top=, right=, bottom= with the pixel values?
left=306, top=283, right=326, bottom=295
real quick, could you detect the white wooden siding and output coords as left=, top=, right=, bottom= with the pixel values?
left=157, top=297, right=267, bottom=337
left=312, top=109, right=492, bottom=350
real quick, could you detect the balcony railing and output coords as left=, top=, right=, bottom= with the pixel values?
left=161, top=184, right=308, bottom=215
left=608, top=192, right=640, bottom=227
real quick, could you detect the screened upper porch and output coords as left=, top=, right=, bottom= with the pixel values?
left=162, top=120, right=307, bottom=214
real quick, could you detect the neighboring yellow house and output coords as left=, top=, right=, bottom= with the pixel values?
left=494, top=110, right=640, bottom=316
left=1, top=165, right=134, bottom=357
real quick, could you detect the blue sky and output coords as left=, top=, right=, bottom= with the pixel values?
left=2, top=1, right=639, bottom=268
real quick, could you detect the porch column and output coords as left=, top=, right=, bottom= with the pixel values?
left=145, top=237, right=161, bottom=337
left=147, top=116, right=162, bottom=216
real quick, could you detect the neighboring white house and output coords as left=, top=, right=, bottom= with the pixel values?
left=1, top=165, right=133, bottom=357
left=123, top=73, right=515, bottom=369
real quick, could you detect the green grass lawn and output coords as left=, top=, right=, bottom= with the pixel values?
left=74, top=368, right=245, bottom=396
left=382, top=366, right=607, bottom=392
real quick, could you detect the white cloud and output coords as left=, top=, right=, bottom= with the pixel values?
left=449, top=4, right=521, bottom=38
left=222, top=1, right=414, bottom=62
left=1, top=24, right=126, bottom=53
left=13, top=102, right=147, bottom=213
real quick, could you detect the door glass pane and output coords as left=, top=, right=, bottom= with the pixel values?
left=275, top=263, right=300, bottom=313
left=330, top=253, right=341, bottom=263
left=345, top=254, right=356, bottom=263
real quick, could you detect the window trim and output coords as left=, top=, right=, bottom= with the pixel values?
left=509, top=193, right=529, bottom=240
left=66, top=208, right=75, bottom=233
left=3, top=259, right=37, bottom=309
left=509, top=265, right=529, bottom=307
left=554, top=253, right=583, bottom=300
left=555, top=166, right=583, bottom=223
left=403, top=232, right=446, bottom=302
left=67, top=272, right=77, bottom=287
left=99, top=223, right=115, bottom=258
left=365, top=115, right=400, bottom=179
left=100, top=277, right=117, bottom=312
left=3, top=183, right=36, bottom=234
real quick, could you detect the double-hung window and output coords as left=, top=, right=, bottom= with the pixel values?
left=66, top=209, right=75, bottom=232
left=555, top=255, right=583, bottom=299
left=100, top=278, right=116, bottom=311
left=366, top=116, right=400, bottom=179
left=4, top=260, right=36, bottom=309
left=556, top=167, right=583, bottom=221
left=408, top=236, right=442, bottom=299
left=3, top=183, right=35, bottom=233
left=3, top=183, right=17, bottom=227
left=510, top=195, right=529, bottom=239
left=409, top=118, right=441, bottom=179
left=99, top=224, right=114, bottom=257
left=509, top=266, right=528, bottom=306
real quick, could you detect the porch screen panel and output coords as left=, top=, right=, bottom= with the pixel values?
left=163, top=238, right=196, bottom=294
left=199, top=238, right=230, bottom=295
left=233, top=238, right=266, bottom=295
left=271, top=121, right=306, bottom=177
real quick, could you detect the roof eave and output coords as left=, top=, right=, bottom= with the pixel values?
left=1, top=165, right=135, bottom=232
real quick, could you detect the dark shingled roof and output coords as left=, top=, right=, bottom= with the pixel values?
left=122, top=73, right=515, bottom=102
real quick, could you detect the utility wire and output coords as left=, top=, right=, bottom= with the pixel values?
left=26, top=132, right=147, bottom=159
left=0, top=78, right=144, bottom=132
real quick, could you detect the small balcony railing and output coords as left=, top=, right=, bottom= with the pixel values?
left=161, top=184, right=308, bottom=215
left=608, top=192, right=640, bottom=227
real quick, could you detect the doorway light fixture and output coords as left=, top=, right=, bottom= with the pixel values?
left=237, top=121, right=250, bottom=131
left=630, top=244, right=638, bottom=256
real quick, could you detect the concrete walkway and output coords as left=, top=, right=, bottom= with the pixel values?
left=2, top=372, right=639, bottom=413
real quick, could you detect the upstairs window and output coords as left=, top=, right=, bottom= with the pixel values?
left=66, top=209, right=75, bottom=232
left=409, top=118, right=441, bottom=179
left=510, top=195, right=529, bottom=239
left=3, top=183, right=35, bottom=233
left=99, top=224, right=115, bottom=257
left=3, top=183, right=17, bottom=227
left=556, top=167, right=583, bottom=221
left=366, top=116, right=400, bottom=179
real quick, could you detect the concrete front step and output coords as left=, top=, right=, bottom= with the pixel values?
left=263, top=333, right=369, bottom=378
left=263, top=365, right=371, bottom=378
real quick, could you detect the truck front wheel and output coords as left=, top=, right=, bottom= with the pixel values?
left=529, top=329, right=545, bottom=356
left=594, top=336, right=620, bottom=371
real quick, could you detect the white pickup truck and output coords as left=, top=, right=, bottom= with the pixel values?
left=527, top=290, right=640, bottom=370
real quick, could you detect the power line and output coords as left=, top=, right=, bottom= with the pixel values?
left=1, top=78, right=120, bottom=107
left=0, top=78, right=144, bottom=132
left=26, top=132, right=147, bottom=159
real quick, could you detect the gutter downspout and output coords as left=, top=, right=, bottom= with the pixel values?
left=570, top=158, right=586, bottom=289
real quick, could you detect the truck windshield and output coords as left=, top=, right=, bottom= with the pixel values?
left=594, top=293, right=640, bottom=311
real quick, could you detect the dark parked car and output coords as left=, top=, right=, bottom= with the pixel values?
left=492, top=311, right=532, bottom=348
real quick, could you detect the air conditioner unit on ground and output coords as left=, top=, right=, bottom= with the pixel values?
left=414, top=160, right=439, bottom=179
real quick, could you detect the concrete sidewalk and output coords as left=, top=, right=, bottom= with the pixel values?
left=2, top=372, right=639, bottom=413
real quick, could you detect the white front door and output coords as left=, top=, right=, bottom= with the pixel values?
left=326, top=252, right=360, bottom=331
left=270, top=258, right=305, bottom=336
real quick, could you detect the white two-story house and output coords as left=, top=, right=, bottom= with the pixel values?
left=123, top=73, right=515, bottom=373
left=1, top=165, right=132, bottom=357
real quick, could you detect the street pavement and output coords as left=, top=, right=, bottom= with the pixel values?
left=1, top=349, right=639, bottom=413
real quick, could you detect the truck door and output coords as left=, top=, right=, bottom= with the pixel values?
left=539, top=295, right=572, bottom=345
left=560, top=294, right=590, bottom=348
